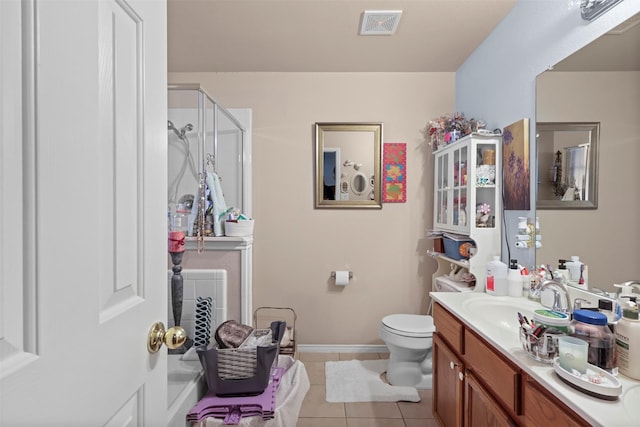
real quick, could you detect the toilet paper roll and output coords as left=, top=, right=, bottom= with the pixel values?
left=335, top=271, right=350, bottom=286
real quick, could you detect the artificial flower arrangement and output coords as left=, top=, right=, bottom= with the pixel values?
left=426, top=112, right=486, bottom=150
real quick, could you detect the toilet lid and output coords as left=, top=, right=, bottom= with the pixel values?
left=382, top=314, right=435, bottom=337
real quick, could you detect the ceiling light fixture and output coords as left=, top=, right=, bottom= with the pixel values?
left=359, top=10, right=402, bottom=36
left=581, top=0, right=624, bottom=21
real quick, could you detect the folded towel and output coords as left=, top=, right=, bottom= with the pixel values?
left=206, top=172, right=227, bottom=237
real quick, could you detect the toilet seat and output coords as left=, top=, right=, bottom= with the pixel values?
left=381, top=314, right=435, bottom=338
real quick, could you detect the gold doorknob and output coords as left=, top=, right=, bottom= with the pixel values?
left=147, top=321, right=187, bottom=353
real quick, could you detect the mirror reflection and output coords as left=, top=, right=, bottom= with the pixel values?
left=315, top=123, right=382, bottom=209
left=536, top=122, right=599, bottom=209
left=535, top=14, right=640, bottom=289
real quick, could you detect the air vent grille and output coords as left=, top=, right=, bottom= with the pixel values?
left=359, top=10, right=402, bottom=36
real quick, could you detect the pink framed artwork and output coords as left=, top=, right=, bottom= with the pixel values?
left=382, top=143, right=406, bottom=203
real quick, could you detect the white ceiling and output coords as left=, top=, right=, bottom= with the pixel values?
left=167, top=0, right=517, bottom=72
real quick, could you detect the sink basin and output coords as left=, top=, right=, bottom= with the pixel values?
left=459, top=296, right=541, bottom=341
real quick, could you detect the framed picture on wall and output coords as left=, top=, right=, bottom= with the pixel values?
left=502, top=118, right=530, bottom=210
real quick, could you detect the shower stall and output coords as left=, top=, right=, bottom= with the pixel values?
left=166, top=84, right=251, bottom=425
left=168, top=84, right=248, bottom=244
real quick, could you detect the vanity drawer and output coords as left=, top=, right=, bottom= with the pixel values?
left=434, top=303, right=464, bottom=355
left=464, top=329, right=520, bottom=415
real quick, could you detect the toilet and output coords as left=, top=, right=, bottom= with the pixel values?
left=380, top=275, right=473, bottom=389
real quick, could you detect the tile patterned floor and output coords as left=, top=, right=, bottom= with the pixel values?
left=297, top=352, right=438, bottom=427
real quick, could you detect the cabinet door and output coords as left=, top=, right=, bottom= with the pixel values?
left=434, top=150, right=450, bottom=229
left=433, top=333, right=465, bottom=427
left=522, top=375, right=584, bottom=427
left=451, top=143, right=469, bottom=231
left=434, top=142, right=469, bottom=233
left=465, top=372, right=516, bottom=427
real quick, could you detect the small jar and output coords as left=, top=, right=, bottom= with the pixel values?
left=570, top=309, right=618, bottom=375
left=534, top=309, right=570, bottom=333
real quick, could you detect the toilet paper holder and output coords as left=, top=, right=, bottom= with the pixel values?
left=331, top=271, right=353, bottom=280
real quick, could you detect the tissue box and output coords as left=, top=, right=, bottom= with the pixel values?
left=442, top=233, right=475, bottom=260
left=224, top=219, right=254, bottom=237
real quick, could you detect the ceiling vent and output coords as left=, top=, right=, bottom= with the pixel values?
left=359, top=10, right=402, bottom=36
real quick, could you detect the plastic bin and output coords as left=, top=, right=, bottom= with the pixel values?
left=197, top=329, right=279, bottom=397
left=224, top=219, right=254, bottom=237
left=442, top=233, right=475, bottom=260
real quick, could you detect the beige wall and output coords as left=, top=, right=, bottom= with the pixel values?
left=168, top=72, right=454, bottom=345
left=536, top=71, right=640, bottom=289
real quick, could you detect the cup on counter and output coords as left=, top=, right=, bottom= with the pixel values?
left=557, top=336, right=589, bottom=374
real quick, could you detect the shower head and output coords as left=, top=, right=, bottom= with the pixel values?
left=168, top=120, right=181, bottom=138
left=167, top=120, right=193, bottom=139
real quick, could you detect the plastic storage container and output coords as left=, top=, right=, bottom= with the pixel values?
left=570, top=309, right=617, bottom=375
left=442, top=233, right=475, bottom=260
left=615, top=301, right=640, bottom=380
left=533, top=309, right=570, bottom=333
left=485, top=256, right=507, bottom=296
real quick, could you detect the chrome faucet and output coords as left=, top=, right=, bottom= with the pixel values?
left=540, top=279, right=572, bottom=314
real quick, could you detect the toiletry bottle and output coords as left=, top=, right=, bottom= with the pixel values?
left=172, top=203, right=190, bottom=233
left=508, top=259, right=522, bottom=297
left=570, top=309, right=618, bottom=375
left=486, top=256, right=507, bottom=296
left=553, top=259, right=569, bottom=285
left=565, top=256, right=587, bottom=289
left=520, top=266, right=530, bottom=297
left=615, top=300, right=640, bottom=380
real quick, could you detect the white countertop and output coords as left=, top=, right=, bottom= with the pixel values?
left=430, top=291, right=640, bottom=427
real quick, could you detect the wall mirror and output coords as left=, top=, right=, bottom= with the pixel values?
left=315, top=122, right=382, bottom=209
left=535, top=12, right=640, bottom=288
left=536, top=122, right=599, bottom=209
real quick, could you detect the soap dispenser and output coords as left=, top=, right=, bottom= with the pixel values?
left=508, top=259, right=522, bottom=297
left=614, top=281, right=640, bottom=304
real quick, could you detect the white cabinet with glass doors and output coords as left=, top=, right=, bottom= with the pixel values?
left=432, top=134, right=502, bottom=291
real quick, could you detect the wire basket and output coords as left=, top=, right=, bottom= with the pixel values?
left=254, top=307, right=297, bottom=357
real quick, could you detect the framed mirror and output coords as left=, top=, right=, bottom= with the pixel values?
left=536, top=122, right=599, bottom=209
left=315, top=123, right=382, bottom=209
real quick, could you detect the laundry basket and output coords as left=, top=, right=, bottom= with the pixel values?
left=254, top=307, right=297, bottom=358
left=197, top=329, right=279, bottom=397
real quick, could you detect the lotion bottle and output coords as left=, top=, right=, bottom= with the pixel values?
left=508, top=259, right=522, bottom=297
left=615, top=300, right=640, bottom=380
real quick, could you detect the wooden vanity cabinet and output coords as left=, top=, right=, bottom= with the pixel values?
left=465, top=372, right=516, bottom=427
left=433, top=302, right=518, bottom=426
left=434, top=333, right=464, bottom=427
left=522, top=375, right=584, bottom=427
left=433, top=302, right=586, bottom=427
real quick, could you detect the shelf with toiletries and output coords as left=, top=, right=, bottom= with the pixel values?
left=431, top=134, right=502, bottom=292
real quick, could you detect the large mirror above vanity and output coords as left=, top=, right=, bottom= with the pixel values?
left=535, top=13, right=640, bottom=289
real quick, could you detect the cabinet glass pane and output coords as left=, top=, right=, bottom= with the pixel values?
left=475, top=142, right=497, bottom=229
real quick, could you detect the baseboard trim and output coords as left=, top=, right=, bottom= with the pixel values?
left=297, top=344, right=389, bottom=353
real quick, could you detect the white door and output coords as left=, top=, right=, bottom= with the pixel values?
left=0, top=0, right=168, bottom=425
